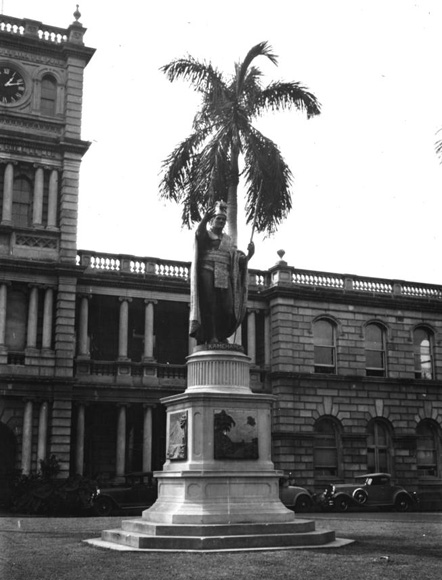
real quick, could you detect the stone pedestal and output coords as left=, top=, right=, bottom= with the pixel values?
left=88, top=347, right=346, bottom=551
left=143, top=348, right=292, bottom=524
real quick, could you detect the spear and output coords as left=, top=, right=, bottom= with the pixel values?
left=249, top=180, right=264, bottom=244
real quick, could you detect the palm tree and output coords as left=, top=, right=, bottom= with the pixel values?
left=436, top=129, right=442, bottom=163
left=160, top=41, right=321, bottom=245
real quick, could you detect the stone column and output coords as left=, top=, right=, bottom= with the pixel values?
left=75, top=404, right=85, bottom=476
left=26, top=286, right=39, bottom=350
left=118, top=298, right=131, bottom=360
left=142, top=405, right=153, bottom=472
left=264, top=310, right=271, bottom=366
left=78, top=295, right=90, bottom=357
left=32, top=166, right=44, bottom=226
left=21, top=400, right=33, bottom=475
left=247, top=309, right=257, bottom=364
left=37, top=401, right=49, bottom=465
left=0, top=283, right=8, bottom=347
left=42, top=287, right=54, bottom=350
left=116, top=405, right=127, bottom=479
left=1, top=162, right=13, bottom=224
left=143, top=300, right=156, bottom=360
left=47, top=170, right=58, bottom=229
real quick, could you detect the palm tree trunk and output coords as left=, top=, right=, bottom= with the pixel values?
left=227, top=144, right=240, bottom=246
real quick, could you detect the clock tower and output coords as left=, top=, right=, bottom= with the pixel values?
left=0, top=9, right=95, bottom=481
left=0, top=9, right=95, bottom=261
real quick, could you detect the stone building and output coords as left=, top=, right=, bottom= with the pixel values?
left=0, top=12, right=441, bottom=505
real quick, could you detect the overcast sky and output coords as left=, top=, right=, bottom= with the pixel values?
left=9, top=0, right=442, bottom=284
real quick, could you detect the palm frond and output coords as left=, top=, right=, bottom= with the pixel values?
left=159, top=131, right=207, bottom=202
left=241, top=127, right=293, bottom=235
left=435, top=128, right=442, bottom=162
left=161, top=57, right=227, bottom=96
left=257, top=81, right=321, bottom=118
left=236, top=41, right=278, bottom=95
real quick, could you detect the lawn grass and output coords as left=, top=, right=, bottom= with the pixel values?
left=1, top=514, right=441, bottom=580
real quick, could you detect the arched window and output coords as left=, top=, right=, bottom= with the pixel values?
left=12, top=176, right=32, bottom=227
left=313, top=319, right=336, bottom=374
left=367, top=420, right=391, bottom=473
left=40, top=75, right=57, bottom=116
left=416, top=420, right=441, bottom=478
left=314, top=417, right=341, bottom=477
left=365, top=323, right=386, bottom=377
left=414, top=327, right=434, bottom=379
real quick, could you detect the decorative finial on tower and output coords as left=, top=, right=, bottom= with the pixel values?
left=73, top=4, right=81, bottom=22
left=277, top=249, right=286, bottom=261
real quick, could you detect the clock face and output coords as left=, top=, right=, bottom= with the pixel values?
left=0, top=66, right=26, bottom=104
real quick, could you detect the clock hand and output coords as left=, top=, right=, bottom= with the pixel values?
left=4, top=74, right=18, bottom=87
left=3, top=82, right=23, bottom=87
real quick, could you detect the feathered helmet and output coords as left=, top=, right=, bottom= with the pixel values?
left=214, top=200, right=227, bottom=217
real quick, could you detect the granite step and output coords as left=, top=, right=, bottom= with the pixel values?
left=100, top=527, right=336, bottom=551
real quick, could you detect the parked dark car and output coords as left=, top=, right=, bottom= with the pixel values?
left=279, top=476, right=314, bottom=512
left=93, top=472, right=157, bottom=516
left=318, top=472, right=417, bottom=512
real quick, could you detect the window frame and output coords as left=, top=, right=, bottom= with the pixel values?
left=365, top=322, right=387, bottom=377
left=413, top=327, right=434, bottom=380
left=40, top=74, right=57, bottom=116
left=416, top=420, right=441, bottom=479
left=367, top=419, right=392, bottom=473
left=314, top=417, right=342, bottom=479
left=313, top=318, right=337, bottom=374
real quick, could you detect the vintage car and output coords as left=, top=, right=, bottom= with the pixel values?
left=318, top=472, right=417, bottom=512
left=92, top=472, right=158, bottom=516
left=279, top=477, right=314, bottom=512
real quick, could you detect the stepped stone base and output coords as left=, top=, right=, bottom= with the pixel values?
left=87, top=348, right=350, bottom=552
left=86, top=519, right=350, bottom=552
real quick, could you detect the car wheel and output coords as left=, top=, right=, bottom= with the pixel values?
left=295, top=495, right=312, bottom=513
left=335, top=495, right=350, bottom=512
left=395, top=494, right=412, bottom=512
left=353, top=488, right=368, bottom=505
left=94, top=496, right=114, bottom=516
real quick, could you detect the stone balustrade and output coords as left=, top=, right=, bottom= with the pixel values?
left=0, top=13, right=84, bottom=45
left=76, top=249, right=442, bottom=301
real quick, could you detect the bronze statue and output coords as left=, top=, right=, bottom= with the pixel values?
left=189, top=201, right=255, bottom=345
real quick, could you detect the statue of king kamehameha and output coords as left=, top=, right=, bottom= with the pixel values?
left=189, top=201, right=255, bottom=345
